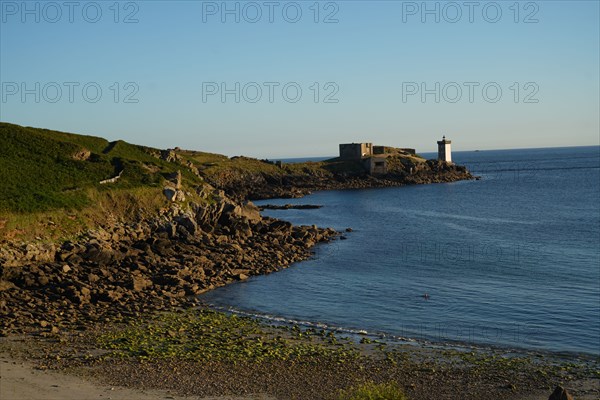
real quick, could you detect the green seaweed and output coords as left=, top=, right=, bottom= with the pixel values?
left=97, top=309, right=361, bottom=364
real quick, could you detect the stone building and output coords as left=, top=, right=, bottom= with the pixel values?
left=339, top=143, right=373, bottom=160
left=373, top=146, right=416, bottom=155
left=338, top=142, right=411, bottom=175
left=364, top=156, right=387, bottom=174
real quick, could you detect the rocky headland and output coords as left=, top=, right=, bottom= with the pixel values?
left=195, top=155, right=473, bottom=201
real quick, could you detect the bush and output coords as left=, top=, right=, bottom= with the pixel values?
left=337, top=381, right=408, bottom=400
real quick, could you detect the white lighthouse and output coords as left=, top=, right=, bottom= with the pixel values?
left=437, top=136, right=452, bottom=163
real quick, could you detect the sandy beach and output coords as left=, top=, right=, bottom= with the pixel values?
left=1, top=310, right=598, bottom=400
left=2, top=350, right=598, bottom=400
left=1, top=353, right=275, bottom=400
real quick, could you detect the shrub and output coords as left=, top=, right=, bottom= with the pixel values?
left=337, top=381, right=408, bottom=400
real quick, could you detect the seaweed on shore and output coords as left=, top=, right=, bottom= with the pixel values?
left=96, top=308, right=361, bottom=365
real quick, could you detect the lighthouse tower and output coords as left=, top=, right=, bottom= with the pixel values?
left=437, top=136, right=452, bottom=163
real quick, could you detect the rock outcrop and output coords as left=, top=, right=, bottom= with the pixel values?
left=72, top=148, right=91, bottom=161
left=0, top=190, right=337, bottom=336
left=163, top=187, right=186, bottom=202
left=205, top=158, right=473, bottom=201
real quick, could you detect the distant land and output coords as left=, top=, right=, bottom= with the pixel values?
left=0, top=122, right=472, bottom=215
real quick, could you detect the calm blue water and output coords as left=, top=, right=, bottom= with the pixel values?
left=280, top=156, right=332, bottom=163
left=203, top=147, right=600, bottom=356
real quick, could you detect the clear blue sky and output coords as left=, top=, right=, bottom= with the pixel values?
left=1, top=0, right=598, bottom=157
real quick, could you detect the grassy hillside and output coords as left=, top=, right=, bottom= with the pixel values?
left=0, top=123, right=201, bottom=213
left=0, top=122, right=433, bottom=240
left=177, top=150, right=400, bottom=180
left=0, top=123, right=215, bottom=241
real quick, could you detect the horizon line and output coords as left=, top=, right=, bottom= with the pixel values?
left=268, top=144, right=600, bottom=161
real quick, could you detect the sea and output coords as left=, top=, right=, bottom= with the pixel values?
left=202, top=146, right=600, bottom=357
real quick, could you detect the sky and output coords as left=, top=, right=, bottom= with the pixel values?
left=1, top=0, right=599, bottom=158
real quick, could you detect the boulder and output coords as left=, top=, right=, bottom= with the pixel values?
left=72, top=148, right=91, bottom=161
left=106, top=290, right=123, bottom=302
left=131, top=276, right=152, bottom=292
left=166, top=170, right=182, bottom=189
left=174, top=190, right=186, bottom=202
left=548, top=386, right=574, bottom=400
left=163, top=187, right=186, bottom=202
left=0, top=280, right=16, bottom=291
left=270, top=220, right=292, bottom=232
left=152, top=238, right=174, bottom=257
left=160, top=149, right=179, bottom=162
left=82, top=245, right=113, bottom=265
left=65, top=286, right=90, bottom=304
left=37, top=275, right=49, bottom=286
left=231, top=269, right=251, bottom=280
left=236, top=201, right=261, bottom=222
left=175, top=214, right=198, bottom=236
left=163, top=187, right=176, bottom=201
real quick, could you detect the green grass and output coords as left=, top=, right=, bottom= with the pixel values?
left=181, top=150, right=377, bottom=179
left=0, top=122, right=204, bottom=214
left=337, top=382, right=408, bottom=400
left=0, top=122, right=214, bottom=241
left=1, top=124, right=111, bottom=212
left=180, top=151, right=284, bottom=175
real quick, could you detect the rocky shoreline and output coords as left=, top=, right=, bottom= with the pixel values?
left=0, top=188, right=337, bottom=337
left=258, top=204, right=323, bottom=210
left=203, top=159, right=474, bottom=201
